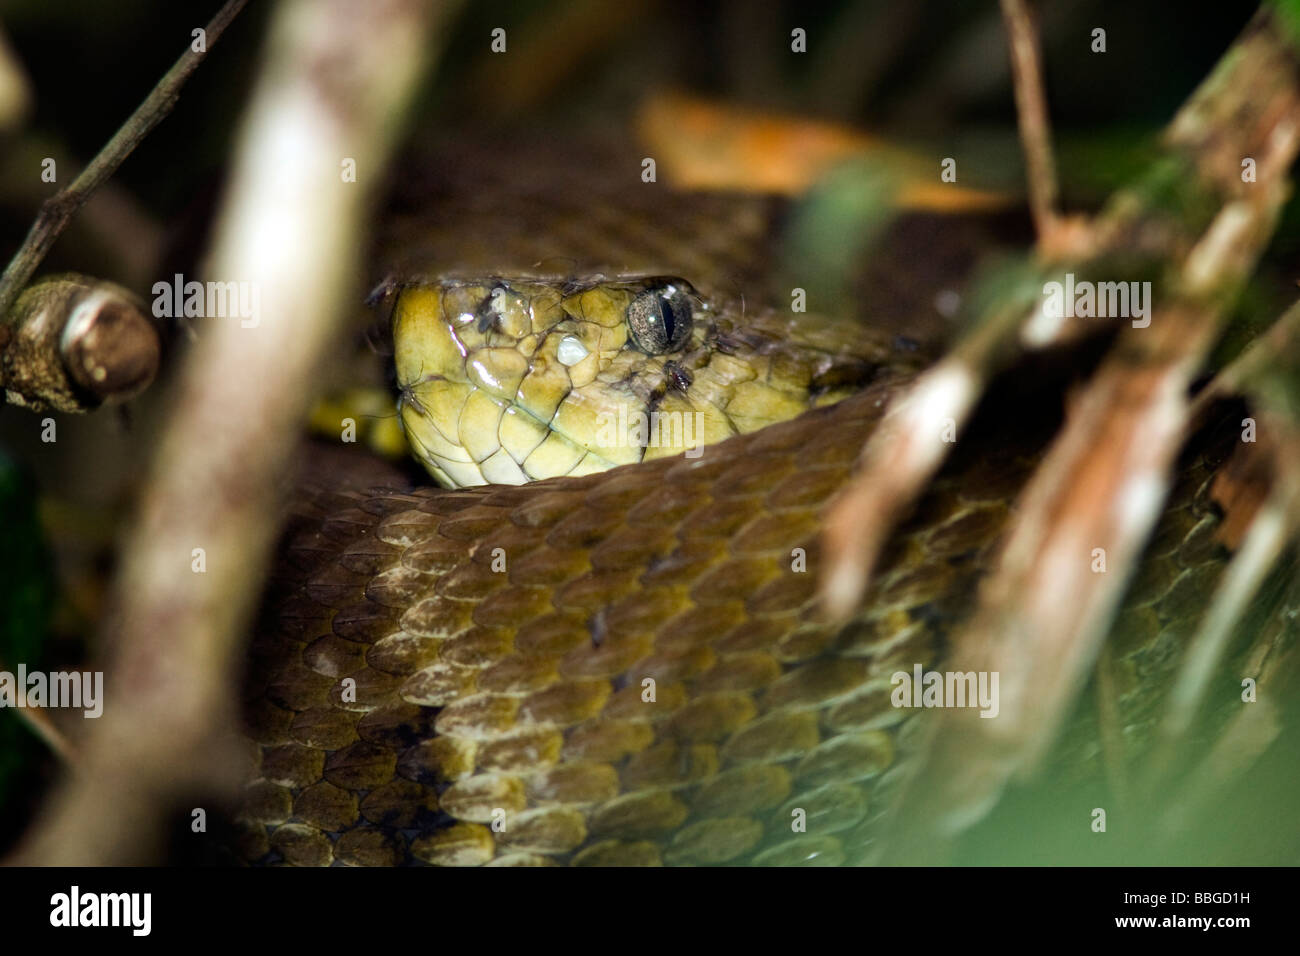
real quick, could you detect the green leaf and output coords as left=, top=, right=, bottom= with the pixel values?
left=0, top=447, right=55, bottom=815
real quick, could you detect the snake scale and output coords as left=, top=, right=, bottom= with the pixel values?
left=225, top=136, right=1282, bottom=866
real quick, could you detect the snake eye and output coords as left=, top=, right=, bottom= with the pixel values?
left=627, top=284, right=694, bottom=354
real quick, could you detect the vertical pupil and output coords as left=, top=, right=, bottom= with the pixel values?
left=657, top=296, right=675, bottom=341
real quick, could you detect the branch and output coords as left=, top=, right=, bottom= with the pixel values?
left=877, top=6, right=1300, bottom=849
left=1, top=274, right=159, bottom=412
left=999, top=0, right=1061, bottom=245
left=0, top=657, right=79, bottom=767
left=0, top=0, right=251, bottom=323
left=821, top=3, right=1300, bottom=619
left=10, top=0, right=447, bottom=866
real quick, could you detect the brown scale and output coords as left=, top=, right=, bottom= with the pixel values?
left=228, top=366, right=1068, bottom=866
left=232, top=381, right=1269, bottom=865
left=224, top=140, right=1290, bottom=866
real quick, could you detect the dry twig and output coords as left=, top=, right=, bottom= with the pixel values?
left=880, top=9, right=1300, bottom=849
left=11, top=0, right=447, bottom=865
left=999, top=0, right=1060, bottom=245
left=0, top=0, right=250, bottom=323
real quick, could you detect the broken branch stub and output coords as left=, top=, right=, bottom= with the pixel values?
left=1, top=273, right=160, bottom=413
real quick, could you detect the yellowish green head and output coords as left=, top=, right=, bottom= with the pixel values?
left=392, top=275, right=894, bottom=487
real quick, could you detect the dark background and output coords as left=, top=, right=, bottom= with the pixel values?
left=0, top=0, right=1294, bottom=865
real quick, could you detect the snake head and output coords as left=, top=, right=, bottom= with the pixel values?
left=391, top=274, right=890, bottom=487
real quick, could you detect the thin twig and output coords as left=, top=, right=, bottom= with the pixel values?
left=1190, top=298, right=1300, bottom=419
left=0, top=657, right=79, bottom=767
left=12, top=703, right=79, bottom=768
left=1158, top=491, right=1293, bottom=744
left=0, top=0, right=251, bottom=323
left=1000, top=0, right=1060, bottom=245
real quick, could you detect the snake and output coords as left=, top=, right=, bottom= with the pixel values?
left=226, top=136, right=1290, bottom=866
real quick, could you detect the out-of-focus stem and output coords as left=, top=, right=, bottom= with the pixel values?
left=11, top=0, right=447, bottom=866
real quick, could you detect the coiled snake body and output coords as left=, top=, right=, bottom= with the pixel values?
left=229, top=139, right=1262, bottom=866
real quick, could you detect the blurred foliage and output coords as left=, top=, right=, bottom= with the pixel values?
left=0, top=0, right=1261, bottom=209
left=0, top=448, right=53, bottom=820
